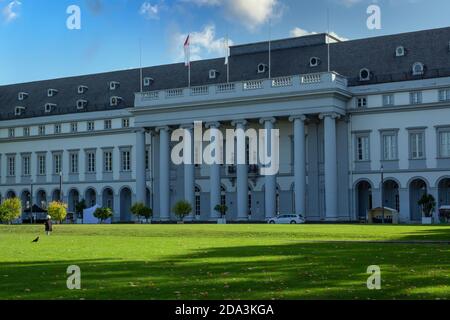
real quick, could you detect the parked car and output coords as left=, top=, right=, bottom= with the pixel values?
left=267, top=214, right=305, bottom=224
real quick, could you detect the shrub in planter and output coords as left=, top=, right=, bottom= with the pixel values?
left=173, top=200, right=192, bottom=222
left=94, top=207, right=113, bottom=223
left=418, top=194, right=436, bottom=218
left=131, top=202, right=153, bottom=223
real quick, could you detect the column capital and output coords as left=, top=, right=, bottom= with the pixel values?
left=132, top=128, right=146, bottom=134
left=231, top=119, right=248, bottom=127
left=180, top=123, right=194, bottom=130
left=155, top=126, right=171, bottom=133
left=289, top=115, right=307, bottom=122
left=205, top=121, right=221, bottom=129
left=259, top=117, right=276, bottom=125
left=319, top=112, right=341, bottom=120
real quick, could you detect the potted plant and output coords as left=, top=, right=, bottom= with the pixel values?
left=214, top=204, right=228, bottom=224
left=418, top=194, right=436, bottom=225
left=131, top=202, right=153, bottom=224
left=173, top=200, right=192, bottom=224
left=94, top=207, right=113, bottom=224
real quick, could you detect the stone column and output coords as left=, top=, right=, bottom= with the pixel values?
left=181, top=125, right=195, bottom=220
left=135, top=128, right=147, bottom=205
left=206, top=122, right=222, bottom=220
left=290, top=115, right=307, bottom=216
left=232, top=120, right=249, bottom=220
left=260, top=117, right=277, bottom=218
left=319, top=113, right=340, bottom=220
left=157, top=126, right=170, bottom=221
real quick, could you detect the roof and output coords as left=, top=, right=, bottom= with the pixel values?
left=2, top=26, right=450, bottom=121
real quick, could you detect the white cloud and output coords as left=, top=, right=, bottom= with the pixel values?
left=290, top=27, right=348, bottom=41
left=2, top=0, right=21, bottom=23
left=172, top=24, right=233, bottom=62
left=139, top=2, right=160, bottom=20
left=183, top=0, right=281, bottom=31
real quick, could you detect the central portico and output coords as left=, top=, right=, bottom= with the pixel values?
left=131, top=72, right=351, bottom=221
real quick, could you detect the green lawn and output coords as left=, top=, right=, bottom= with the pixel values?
left=0, top=224, right=449, bottom=300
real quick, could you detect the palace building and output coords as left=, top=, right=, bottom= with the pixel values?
left=2, top=27, right=450, bottom=223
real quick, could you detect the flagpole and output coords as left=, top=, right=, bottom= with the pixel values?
left=327, top=8, right=331, bottom=73
left=268, top=18, right=272, bottom=79
left=226, top=34, right=230, bottom=83
left=139, top=38, right=143, bottom=93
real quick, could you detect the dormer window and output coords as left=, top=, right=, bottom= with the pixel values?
left=18, top=92, right=28, bottom=101
left=78, top=85, right=88, bottom=94
left=412, top=62, right=424, bottom=76
left=45, top=103, right=56, bottom=113
left=15, top=106, right=25, bottom=116
left=359, top=68, right=371, bottom=81
left=109, top=81, right=120, bottom=91
left=309, top=57, right=321, bottom=67
left=209, top=69, right=218, bottom=79
left=76, top=99, right=88, bottom=110
left=257, top=63, right=268, bottom=74
left=110, top=96, right=123, bottom=107
left=47, top=89, right=58, bottom=97
left=143, top=77, right=154, bottom=87
left=395, top=46, right=405, bottom=57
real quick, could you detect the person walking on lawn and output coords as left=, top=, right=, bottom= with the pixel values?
left=45, top=215, right=53, bottom=236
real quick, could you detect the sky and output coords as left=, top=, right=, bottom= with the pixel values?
left=1, top=0, right=450, bottom=85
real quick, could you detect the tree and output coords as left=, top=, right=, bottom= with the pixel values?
left=48, top=201, right=68, bottom=223
left=418, top=194, right=436, bottom=218
left=94, top=207, right=113, bottom=223
left=173, top=200, right=192, bottom=222
left=75, top=199, right=87, bottom=220
left=0, top=198, right=22, bottom=224
left=130, top=202, right=153, bottom=223
left=214, top=204, right=228, bottom=219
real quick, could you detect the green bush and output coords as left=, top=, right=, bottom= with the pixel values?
left=47, top=201, right=68, bottom=223
left=94, top=207, right=113, bottom=223
left=173, top=200, right=192, bottom=221
left=0, top=198, right=22, bottom=224
left=130, top=203, right=153, bottom=222
left=214, top=204, right=228, bottom=218
left=418, top=194, right=436, bottom=218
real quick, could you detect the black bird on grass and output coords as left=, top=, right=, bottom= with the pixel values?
left=32, top=236, right=39, bottom=243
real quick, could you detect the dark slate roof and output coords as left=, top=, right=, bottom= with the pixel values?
left=2, top=26, right=450, bottom=121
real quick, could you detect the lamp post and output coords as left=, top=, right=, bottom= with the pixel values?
left=381, top=165, right=385, bottom=224
left=59, top=171, right=63, bottom=202
left=30, top=181, right=34, bottom=224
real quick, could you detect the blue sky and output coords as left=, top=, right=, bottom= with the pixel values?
left=1, top=0, right=449, bottom=85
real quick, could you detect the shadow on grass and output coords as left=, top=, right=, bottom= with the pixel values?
left=0, top=242, right=449, bottom=300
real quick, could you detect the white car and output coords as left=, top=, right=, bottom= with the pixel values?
left=267, top=214, right=305, bottom=224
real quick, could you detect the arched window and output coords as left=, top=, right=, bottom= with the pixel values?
left=195, top=186, right=201, bottom=216
left=412, top=62, right=424, bottom=76
left=248, top=187, right=252, bottom=215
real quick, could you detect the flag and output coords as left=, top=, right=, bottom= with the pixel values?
left=184, top=35, right=190, bottom=67
left=224, top=36, right=229, bottom=65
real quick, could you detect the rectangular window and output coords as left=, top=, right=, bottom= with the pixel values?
left=104, top=151, right=113, bottom=172
left=356, top=135, right=370, bottom=161
left=38, top=155, right=46, bottom=175
left=195, top=195, right=201, bottom=216
left=438, top=89, right=450, bottom=101
left=122, top=118, right=130, bottom=128
left=23, top=127, right=30, bottom=137
left=87, top=152, right=96, bottom=173
left=70, top=153, right=79, bottom=174
left=7, top=156, right=15, bottom=176
left=71, top=122, right=78, bottom=133
left=383, top=94, right=394, bottom=106
left=38, top=125, right=46, bottom=136
left=53, top=154, right=62, bottom=174
left=410, top=132, right=425, bottom=159
left=382, top=133, right=398, bottom=160
left=356, top=97, right=367, bottom=108
left=8, top=128, right=15, bottom=138
left=22, top=155, right=30, bottom=176
left=410, top=91, right=422, bottom=104
left=145, top=149, right=149, bottom=170
left=54, top=124, right=61, bottom=134
left=87, top=121, right=95, bottom=131
left=104, top=120, right=112, bottom=130
left=439, top=131, right=450, bottom=158
left=121, top=151, right=131, bottom=171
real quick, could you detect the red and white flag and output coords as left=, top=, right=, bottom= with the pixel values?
left=184, top=35, right=190, bottom=67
